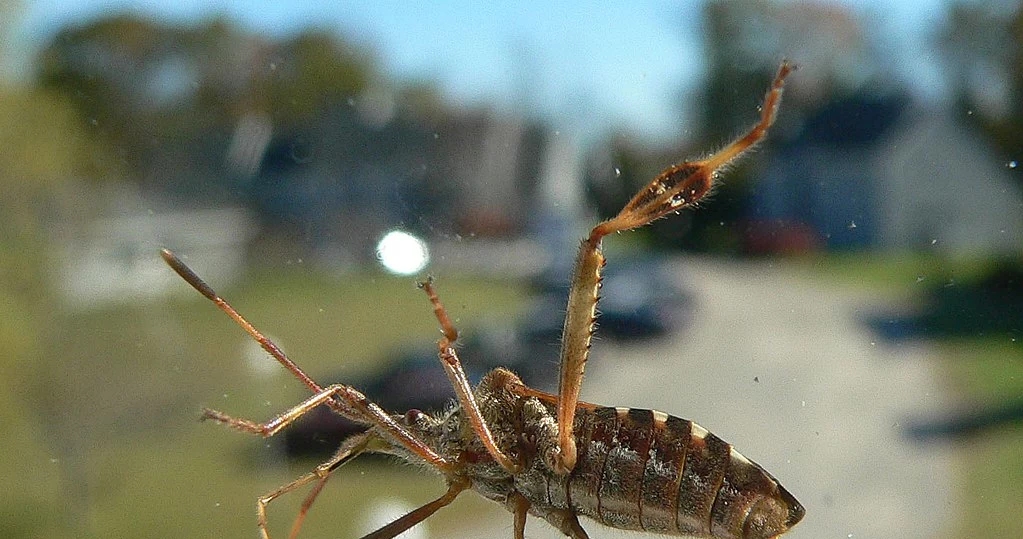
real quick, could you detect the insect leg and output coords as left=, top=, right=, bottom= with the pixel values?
left=418, top=276, right=458, bottom=343
left=161, top=249, right=355, bottom=416
left=553, top=237, right=603, bottom=474
left=508, top=491, right=530, bottom=539
left=545, top=509, right=591, bottom=539
left=360, top=479, right=469, bottom=539
left=200, top=383, right=368, bottom=438
left=419, top=279, right=521, bottom=473
left=702, top=60, right=795, bottom=172
left=552, top=61, right=795, bottom=475
left=204, top=383, right=455, bottom=473
left=255, top=430, right=373, bottom=539
left=285, top=474, right=327, bottom=539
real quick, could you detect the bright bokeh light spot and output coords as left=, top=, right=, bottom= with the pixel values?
left=376, top=230, right=429, bottom=275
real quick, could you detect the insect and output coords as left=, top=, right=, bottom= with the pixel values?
left=162, top=60, right=802, bottom=539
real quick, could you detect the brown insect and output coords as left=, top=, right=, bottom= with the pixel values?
left=162, top=60, right=802, bottom=539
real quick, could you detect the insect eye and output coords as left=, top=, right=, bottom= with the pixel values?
left=405, top=409, right=424, bottom=424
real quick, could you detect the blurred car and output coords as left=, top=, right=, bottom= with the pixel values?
left=741, top=219, right=822, bottom=255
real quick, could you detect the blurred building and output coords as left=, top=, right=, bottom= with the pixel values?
left=53, top=183, right=256, bottom=308
left=754, top=94, right=1023, bottom=255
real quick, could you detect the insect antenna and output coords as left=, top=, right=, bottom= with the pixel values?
left=160, top=249, right=346, bottom=412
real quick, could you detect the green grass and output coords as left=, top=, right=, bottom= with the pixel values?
left=954, top=423, right=1023, bottom=539
left=791, top=251, right=993, bottom=296
left=940, top=337, right=1023, bottom=404
left=936, top=337, right=1023, bottom=539
left=1, top=268, right=525, bottom=538
left=0, top=379, right=69, bottom=538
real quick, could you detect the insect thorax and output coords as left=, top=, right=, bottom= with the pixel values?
left=383, top=368, right=561, bottom=505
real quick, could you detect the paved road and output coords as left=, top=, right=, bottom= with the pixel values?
left=368, top=257, right=957, bottom=539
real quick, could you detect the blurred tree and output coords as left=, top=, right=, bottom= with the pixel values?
left=646, top=0, right=888, bottom=253
left=698, top=0, right=883, bottom=131
left=699, top=1, right=788, bottom=144
left=260, top=30, right=374, bottom=126
left=36, top=15, right=378, bottom=195
left=38, top=16, right=229, bottom=188
left=600, top=0, right=802, bottom=253
left=937, top=2, right=1023, bottom=170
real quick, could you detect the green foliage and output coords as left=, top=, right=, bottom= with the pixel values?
left=262, top=30, right=373, bottom=126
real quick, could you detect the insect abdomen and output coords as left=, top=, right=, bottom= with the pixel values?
left=561, top=406, right=803, bottom=538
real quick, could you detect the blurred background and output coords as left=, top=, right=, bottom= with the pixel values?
left=2, top=0, right=1022, bottom=538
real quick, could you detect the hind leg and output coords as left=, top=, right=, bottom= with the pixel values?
left=255, top=431, right=373, bottom=539
left=545, top=509, right=590, bottom=539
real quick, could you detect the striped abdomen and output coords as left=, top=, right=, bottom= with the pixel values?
left=541, top=406, right=803, bottom=538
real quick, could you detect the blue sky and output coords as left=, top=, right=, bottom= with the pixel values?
left=15, top=0, right=951, bottom=142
